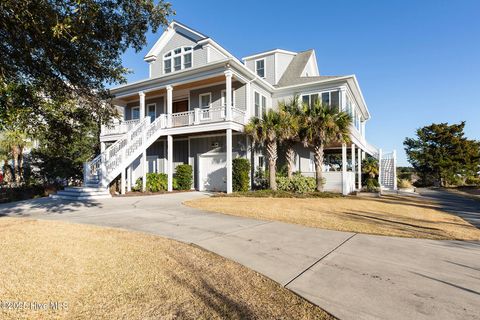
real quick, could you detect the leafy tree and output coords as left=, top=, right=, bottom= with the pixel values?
left=245, top=110, right=282, bottom=190
left=278, top=96, right=301, bottom=178
left=29, top=100, right=99, bottom=184
left=299, top=102, right=352, bottom=191
left=404, top=122, right=480, bottom=187
left=0, top=0, right=173, bottom=131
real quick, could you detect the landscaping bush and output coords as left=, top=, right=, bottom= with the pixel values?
left=363, top=178, right=380, bottom=193
left=232, top=158, right=250, bottom=192
left=146, top=173, right=168, bottom=192
left=465, top=176, right=480, bottom=186
left=253, top=167, right=268, bottom=190
left=398, top=178, right=413, bottom=189
left=133, top=174, right=178, bottom=192
left=276, top=174, right=317, bottom=193
left=175, top=164, right=193, bottom=190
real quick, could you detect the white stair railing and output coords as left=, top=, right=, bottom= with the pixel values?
left=379, top=150, right=397, bottom=191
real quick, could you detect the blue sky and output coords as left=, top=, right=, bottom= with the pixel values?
left=119, top=0, right=480, bottom=166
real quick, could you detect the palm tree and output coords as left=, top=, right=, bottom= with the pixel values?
left=245, top=109, right=282, bottom=190
left=278, top=96, right=301, bottom=178
left=0, top=129, right=30, bottom=183
left=298, top=101, right=352, bottom=191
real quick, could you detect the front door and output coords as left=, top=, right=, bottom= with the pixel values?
left=173, top=100, right=188, bottom=113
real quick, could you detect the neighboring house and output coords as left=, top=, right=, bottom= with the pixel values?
left=54, top=21, right=396, bottom=199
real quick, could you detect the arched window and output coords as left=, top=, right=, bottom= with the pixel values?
left=163, top=46, right=192, bottom=74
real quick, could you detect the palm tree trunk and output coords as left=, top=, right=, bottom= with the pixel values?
left=18, top=149, right=24, bottom=182
left=313, top=144, right=324, bottom=192
left=266, top=140, right=278, bottom=190
left=285, top=143, right=295, bottom=179
left=12, top=148, right=19, bottom=184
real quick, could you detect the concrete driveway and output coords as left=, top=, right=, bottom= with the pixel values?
left=1, top=192, right=479, bottom=320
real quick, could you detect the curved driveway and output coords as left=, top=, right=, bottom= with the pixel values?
left=1, top=192, right=479, bottom=320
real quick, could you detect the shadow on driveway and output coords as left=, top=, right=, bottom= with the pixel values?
left=418, top=188, right=480, bottom=228
left=0, top=197, right=102, bottom=217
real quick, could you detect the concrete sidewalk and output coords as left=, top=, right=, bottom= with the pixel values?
left=1, top=192, right=479, bottom=320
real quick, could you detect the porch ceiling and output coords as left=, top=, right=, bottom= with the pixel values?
left=113, top=75, right=227, bottom=103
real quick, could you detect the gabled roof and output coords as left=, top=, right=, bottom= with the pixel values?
left=276, top=50, right=343, bottom=87
left=144, top=20, right=208, bottom=62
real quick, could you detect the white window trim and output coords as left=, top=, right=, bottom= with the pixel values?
left=131, top=106, right=140, bottom=120
left=199, top=92, right=212, bottom=120
left=301, top=89, right=341, bottom=108
left=146, top=103, right=157, bottom=120
left=254, top=91, right=261, bottom=118
left=163, top=46, right=193, bottom=75
left=255, top=58, right=266, bottom=79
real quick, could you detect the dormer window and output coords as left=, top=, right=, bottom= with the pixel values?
left=164, top=46, right=193, bottom=74
left=255, top=59, right=265, bottom=78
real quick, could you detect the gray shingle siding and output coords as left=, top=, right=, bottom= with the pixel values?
left=124, top=96, right=164, bottom=120
left=189, top=81, right=245, bottom=110
left=149, top=32, right=210, bottom=78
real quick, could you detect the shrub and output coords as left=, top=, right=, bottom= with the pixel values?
left=232, top=158, right=250, bottom=192
left=276, top=174, right=317, bottom=193
left=133, top=174, right=177, bottom=192
left=465, top=176, right=480, bottom=186
left=175, top=164, right=193, bottom=190
left=146, top=173, right=168, bottom=192
left=398, top=178, right=412, bottom=189
left=363, top=178, right=380, bottom=193
left=253, top=167, right=268, bottom=190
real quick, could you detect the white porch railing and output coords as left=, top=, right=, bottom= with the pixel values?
left=101, top=119, right=140, bottom=136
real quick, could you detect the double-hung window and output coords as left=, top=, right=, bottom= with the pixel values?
left=147, top=104, right=156, bottom=120
left=199, top=93, right=211, bottom=120
left=302, top=90, right=340, bottom=109
left=255, top=59, right=265, bottom=78
left=163, top=46, right=193, bottom=74
left=254, top=92, right=267, bottom=118
left=302, top=94, right=319, bottom=107
left=131, top=106, right=140, bottom=120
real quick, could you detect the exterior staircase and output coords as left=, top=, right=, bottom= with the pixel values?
left=50, top=113, right=169, bottom=200
left=379, top=150, right=397, bottom=191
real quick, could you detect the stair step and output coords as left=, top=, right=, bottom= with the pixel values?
left=50, top=194, right=111, bottom=200
left=57, top=190, right=110, bottom=197
left=65, top=186, right=108, bottom=193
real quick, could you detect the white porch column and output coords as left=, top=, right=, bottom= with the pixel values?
left=139, top=91, right=147, bottom=192
left=121, top=168, right=126, bottom=195
left=357, top=148, right=362, bottom=190
left=342, top=143, right=347, bottom=195
left=226, top=128, right=233, bottom=193
left=167, top=135, right=173, bottom=192
left=166, top=85, right=173, bottom=127
left=100, top=142, right=106, bottom=153
left=139, top=91, right=145, bottom=119
left=340, top=87, right=347, bottom=111
left=245, top=81, right=252, bottom=120
left=127, top=165, right=132, bottom=192
left=351, top=144, right=356, bottom=190
left=225, top=70, right=233, bottom=120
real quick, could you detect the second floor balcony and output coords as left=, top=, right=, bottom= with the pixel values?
left=101, top=105, right=246, bottom=137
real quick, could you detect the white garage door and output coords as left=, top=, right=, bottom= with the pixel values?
left=198, top=152, right=240, bottom=192
left=198, top=153, right=227, bottom=192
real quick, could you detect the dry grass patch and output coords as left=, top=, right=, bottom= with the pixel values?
left=186, top=195, right=480, bottom=240
left=0, top=218, right=332, bottom=320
